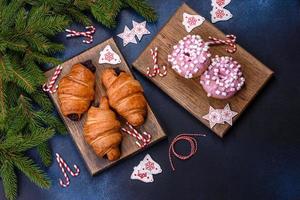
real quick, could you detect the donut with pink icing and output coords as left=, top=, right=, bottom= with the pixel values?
left=200, top=55, right=245, bottom=99
left=168, top=35, right=211, bottom=79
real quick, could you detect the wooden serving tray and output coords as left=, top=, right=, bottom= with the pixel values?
left=132, top=3, right=274, bottom=137
left=45, top=38, right=166, bottom=175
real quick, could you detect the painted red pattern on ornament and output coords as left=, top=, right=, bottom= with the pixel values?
left=104, top=52, right=114, bottom=62
left=223, top=111, right=230, bottom=118
left=137, top=171, right=147, bottom=179
left=216, top=9, right=225, bottom=18
left=188, top=17, right=197, bottom=26
left=125, top=33, right=131, bottom=38
left=145, top=161, right=155, bottom=171
left=216, top=0, right=225, bottom=6
left=136, top=27, right=142, bottom=32
left=211, top=112, right=221, bottom=121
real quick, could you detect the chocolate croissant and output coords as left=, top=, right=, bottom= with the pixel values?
left=57, top=61, right=96, bottom=121
left=83, top=97, right=122, bottom=161
left=101, top=68, right=147, bottom=126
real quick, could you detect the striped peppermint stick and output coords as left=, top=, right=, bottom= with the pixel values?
left=158, top=65, right=167, bottom=77
left=207, top=34, right=237, bottom=54
left=66, top=26, right=96, bottom=44
left=42, top=65, right=63, bottom=94
left=56, top=153, right=80, bottom=188
left=147, top=47, right=167, bottom=77
left=121, top=122, right=151, bottom=148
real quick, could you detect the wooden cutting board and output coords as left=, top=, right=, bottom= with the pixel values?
left=132, top=3, right=274, bottom=137
left=45, top=38, right=166, bottom=175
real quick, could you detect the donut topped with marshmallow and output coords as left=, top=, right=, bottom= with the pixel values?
left=168, top=35, right=211, bottom=79
left=200, top=55, right=245, bottom=99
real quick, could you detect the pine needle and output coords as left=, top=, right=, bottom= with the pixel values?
left=4, top=128, right=55, bottom=152
left=37, top=142, right=52, bottom=167
left=10, top=64, right=36, bottom=94
left=0, top=79, right=7, bottom=122
left=91, top=0, right=123, bottom=28
left=124, top=0, right=157, bottom=22
left=12, top=154, right=51, bottom=189
left=30, top=90, right=53, bottom=112
left=0, top=161, right=17, bottom=200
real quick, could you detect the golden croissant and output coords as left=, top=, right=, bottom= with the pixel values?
left=101, top=68, right=147, bottom=126
left=83, top=97, right=122, bottom=161
left=57, top=61, right=96, bottom=121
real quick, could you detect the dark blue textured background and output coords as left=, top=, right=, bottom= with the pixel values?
left=1, top=0, right=300, bottom=199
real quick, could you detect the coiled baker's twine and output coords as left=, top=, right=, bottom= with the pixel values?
left=169, top=133, right=206, bottom=171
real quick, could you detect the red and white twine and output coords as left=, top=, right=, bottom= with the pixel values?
left=42, top=65, right=63, bottom=94
left=56, top=153, right=80, bottom=188
left=168, top=133, right=206, bottom=171
left=207, top=34, right=237, bottom=53
left=121, top=122, right=151, bottom=148
left=66, top=26, right=96, bottom=44
left=147, top=47, right=167, bottom=77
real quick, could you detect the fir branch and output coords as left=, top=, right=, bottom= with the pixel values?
left=12, top=154, right=51, bottom=189
left=27, top=51, right=61, bottom=65
left=27, top=6, right=69, bottom=36
left=0, top=161, right=17, bottom=200
left=0, top=135, right=24, bottom=150
left=5, top=108, right=27, bottom=137
left=0, top=54, right=13, bottom=82
left=0, top=40, right=28, bottom=53
left=0, top=78, right=7, bottom=122
left=23, top=33, right=53, bottom=53
left=32, top=110, right=67, bottom=134
left=66, top=7, right=91, bottom=26
left=0, top=0, right=23, bottom=29
left=37, top=142, right=52, bottom=167
left=25, top=0, right=67, bottom=9
left=0, top=128, right=55, bottom=152
left=0, top=55, right=37, bottom=94
left=17, top=95, right=33, bottom=117
left=9, top=63, right=37, bottom=94
left=73, top=0, right=93, bottom=10
left=30, top=90, right=53, bottom=112
left=124, top=0, right=157, bottom=22
left=15, top=7, right=27, bottom=33
left=2, top=82, right=23, bottom=107
left=22, top=60, right=46, bottom=85
left=91, top=0, right=123, bottom=28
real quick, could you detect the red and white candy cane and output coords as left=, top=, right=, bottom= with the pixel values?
left=147, top=47, right=167, bottom=77
left=207, top=34, right=237, bottom=54
left=168, top=133, right=206, bottom=171
left=66, top=26, right=96, bottom=44
left=55, top=153, right=80, bottom=188
left=42, top=65, right=63, bottom=94
left=121, top=122, right=151, bottom=148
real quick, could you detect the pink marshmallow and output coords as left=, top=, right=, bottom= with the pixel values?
left=168, top=35, right=211, bottom=79
left=200, top=55, right=245, bottom=99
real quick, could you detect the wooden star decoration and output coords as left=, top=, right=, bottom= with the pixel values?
left=203, top=104, right=238, bottom=128
left=132, top=20, right=150, bottom=41
left=117, top=26, right=137, bottom=46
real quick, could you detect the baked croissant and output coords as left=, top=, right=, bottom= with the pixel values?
left=101, top=68, right=147, bottom=126
left=57, top=61, right=96, bottom=121
left=83, top=97, right=122, bottom=161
